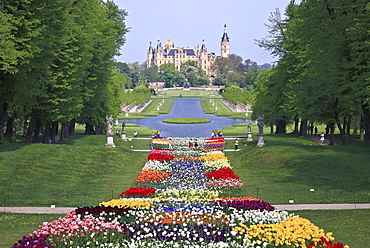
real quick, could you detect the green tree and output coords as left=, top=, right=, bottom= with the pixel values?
left=141, top=65, right=159, bottom=83
left=212, top=74, right=225, bottom=87
left=0, top=0, right=39, bottom=141
left=252, top=68, right=292, bottom=133
left=159, top=63, right=183, bottom=87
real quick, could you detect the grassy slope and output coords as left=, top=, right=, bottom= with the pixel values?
left=0, top=212, right=63, bottom=247
left=292, top=209, right=370, bottom=248
left=226, top=134, right=370, bottom=204
left=0, top=135, right=149, bottom=207
left=159, top=89, right=218, bottom=97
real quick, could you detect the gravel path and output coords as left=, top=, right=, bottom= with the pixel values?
left=1, top=203, right=369, bottom=214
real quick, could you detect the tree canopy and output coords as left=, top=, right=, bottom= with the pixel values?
left=0, top=0, right=129, bottom=142
left=252, top=0, right=370, bottom=143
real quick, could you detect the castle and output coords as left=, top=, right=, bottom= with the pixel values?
left=146, top=25, right=230, bottom=77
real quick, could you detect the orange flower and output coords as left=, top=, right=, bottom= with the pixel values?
left=135, top=169, right=170, bottom=184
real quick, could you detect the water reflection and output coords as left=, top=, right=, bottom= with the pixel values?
left=120, top=98, right=252, bottom=137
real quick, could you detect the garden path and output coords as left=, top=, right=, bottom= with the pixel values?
left=2, top=203, right=370, bottom=214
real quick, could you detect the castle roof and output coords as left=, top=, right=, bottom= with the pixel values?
left=167, top=48, right=195, bottom=56
left=221, top=24, right=230, bottom=42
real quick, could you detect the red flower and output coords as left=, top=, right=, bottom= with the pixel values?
left=204, top=168, right=239, bottom=180
left=118, top=187, right=156, bottom=197
left=147, top=153, right=174, bottom=161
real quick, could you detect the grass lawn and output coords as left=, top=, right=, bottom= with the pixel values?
left=158, top=89, right=219, bottom=97
left=0, top=134, right=150, bottom=207
left=291, top=209, right=370, bottom=248
left=0, top=212, right=63, bottom=248
left=225, top=134, right=370, bottom=204
left=162, top=118, right=211, bottom=124
left=117, top=98, right=174, bottom=120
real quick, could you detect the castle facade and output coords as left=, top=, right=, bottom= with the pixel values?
left=146, top=25, right=230, bottom=77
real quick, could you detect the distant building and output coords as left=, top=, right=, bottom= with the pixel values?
left=146, top=24, right=230, bottom=77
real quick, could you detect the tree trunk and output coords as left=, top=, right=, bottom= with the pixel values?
left=0, top=98, right=7, bottom=141
left=26, top=111, right=37, bottom=143
left=299, top=119, right=308, bottom=137
left=293, top=115, right=299, bottom=133
left=359, top=116, right=365, bottom=141
left=69, top=120, right=75, bottom=135
left=346, top=117, right=351, bottom=135
left=329, top=122, right=335, bottom=146
left=362, top=105, right=370, bottom=142
left=51, top=122, right=58, bottom=143
left=5, top=117, right=13, bottom=135
left=325, top=124, right=330, bottom=134
left=270, top=125, right=274, bottom=134
left=343, top=117, right=348, bottom=135
left=334, top=112, right=347, bottom=145
left=85, top=123, right=94, bottom=135
left=353, top=120, right=358, bottom=135
left=43, top=123, right=51, bottom=144
left=10, top=111, right=18, bottom=143
left=60, top=122, right=67, bottom=141
left=275, top=120, right=287, bottom=134
left=32, top=118, right=42, bottom=143
left=65, top=121, right=71, bottom=137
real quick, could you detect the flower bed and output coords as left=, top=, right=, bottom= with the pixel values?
left=13, top=137, right=349, bottom=248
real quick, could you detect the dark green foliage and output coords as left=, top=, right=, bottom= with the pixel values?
left=254, top=0, right=370, bottom=142
left=122, top=85, right=152, bottom=105
left=221, top=85, right=252, bottom=105
left=0, top=0, right=129, bottom=141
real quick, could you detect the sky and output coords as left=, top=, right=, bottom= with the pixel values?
left=113, top=0, right=298, bottom=66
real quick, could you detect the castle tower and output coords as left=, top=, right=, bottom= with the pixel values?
left=221, top=24, right=230, bottom=58
left=147, top=41, right=154, bottom=67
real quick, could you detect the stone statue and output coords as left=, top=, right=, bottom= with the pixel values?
left=106, top=115, right=114, bottom=136
left=257, top=115, right=264, bottom=135
left=121, top=120, right=126, bottom=133
left=248, top=122, right=252, bottom=134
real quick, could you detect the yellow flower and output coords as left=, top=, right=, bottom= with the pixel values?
left=100, top=198, right=153, bottom=209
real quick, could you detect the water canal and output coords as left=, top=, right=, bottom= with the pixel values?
left=122, top=98, right=251, bottom=137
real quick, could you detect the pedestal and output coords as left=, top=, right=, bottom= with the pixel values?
left=105, top=136, right=116, bottom=147
left=121, top=134, right=127, bottom=141
left=125, top=112, right=129, bottom=117
left=256, top=134, right=265, bottom=147
left=247, top=132, right=253, bottom=141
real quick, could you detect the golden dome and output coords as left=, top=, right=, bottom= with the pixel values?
left=165, top=36, right=174, bottom=48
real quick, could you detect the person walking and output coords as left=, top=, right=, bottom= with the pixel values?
left=134, top=131, right=138, bottom=138
left=234, top=138, right=239, bottom=150
left=320, top=133, right=325, bottom=144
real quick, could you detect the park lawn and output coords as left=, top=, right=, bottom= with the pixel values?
left=117, top=99, right=174, bottom=119
left=162, top=118, right=211, bottom=124
left=158, top=89, right=219, bottom=97
left=225, top=134, right=370, bottom=204
left=0, top=134, right=149, bottom=207
left=0, top=212, right=63, bottom=248
left=200, top=99, right=249, bottom=119
left=291, top=209, right=370, bottom=248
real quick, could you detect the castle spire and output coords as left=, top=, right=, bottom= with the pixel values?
left=221, top=24, right=230, bottom=57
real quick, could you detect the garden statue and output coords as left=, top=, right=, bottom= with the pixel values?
left=105, top=115, right=116, bottom=147
left=247, top=122, right=253, bottom=141
left=257, top=115, right=264, bottom=135
left=106, top=115, right=114, bottom=136
left=256, top=115, right=265, bottom=147
left=121, top=120, right=127, bottom=133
